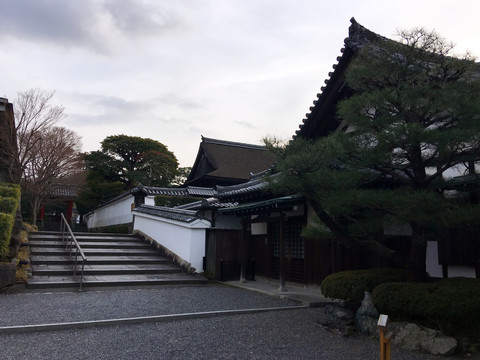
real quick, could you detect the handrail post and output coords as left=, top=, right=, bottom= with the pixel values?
left=60, top=213, right=87, bottom=291
left=74, top=251, right=78, bottom=276
left=79, top=262, right=84, bottom=292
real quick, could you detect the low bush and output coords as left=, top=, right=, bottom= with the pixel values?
left=15, top=223, right=34, bottom=283
left=372, top=277, right=480, bottom=336
left=320, top=268, right=407, bottom=306
left=23, top=222, right=38, bottom=233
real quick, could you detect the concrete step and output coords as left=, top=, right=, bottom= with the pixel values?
left=27, top=273, right=208, bottom=289
left=29, top=241, right=151, bottom=249
left=29, top=232, right=144, bottom=242
left=27, top=231, right=206, bottom=290
left=30, top=247, right=161, bottom=257
left=30, top=255, right=169, bottom=265
left=32, top=264, right=182, bottom=276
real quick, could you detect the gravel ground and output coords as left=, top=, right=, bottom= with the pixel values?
left=0, top=284, right=299, bottom=327
left=0, top=284, right=471, bottom=359
left=1, top=308, right=449, bottom=360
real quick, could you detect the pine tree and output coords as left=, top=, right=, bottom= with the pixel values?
left=270, top=29, right=480, bottom=281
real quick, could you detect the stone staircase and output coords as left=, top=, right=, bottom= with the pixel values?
left=27, top=231, right=207, bottom=289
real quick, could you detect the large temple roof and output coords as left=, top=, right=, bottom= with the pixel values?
left=184, top=136, right=277, bottom=188
left=294, top=18, right=386, bottom=139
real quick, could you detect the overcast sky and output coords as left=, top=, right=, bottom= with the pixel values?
left=1, top=0, right=479, bottom=166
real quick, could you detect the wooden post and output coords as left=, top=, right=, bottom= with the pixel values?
left=39, top=205, right=46, bottom=220
left=239, top=217, right=248, bottom=283
left=66, top=201, right=73, bottom=222
left=278, top=213, right=287, bottom=292
left=377, top=314, right=391, bottom=360
left=379, top=330, right=392, bottom=360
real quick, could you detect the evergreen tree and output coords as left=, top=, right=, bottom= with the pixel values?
left=270, top=29, right=480, bottom=281
left=78, top=135, right=179, bottom=214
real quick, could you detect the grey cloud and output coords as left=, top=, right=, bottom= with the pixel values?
left=0, top=1, right=91, bottom=45
left=234, top=120, right=259, bottom=130
left=63, top=93, right=155, bottom=126
left=156, top=93, right=206, bottom=110
left=0, top=0, right=186, bottom=52
left=105, top=0, right=182, bottom=36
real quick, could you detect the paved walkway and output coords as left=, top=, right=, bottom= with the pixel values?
left=223, top=276, right=334, bottom=307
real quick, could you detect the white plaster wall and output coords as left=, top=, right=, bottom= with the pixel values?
left=133, top=211, right=210, bottom=272
left=89, top=195, right=134, bottom=229
left=448, top=266, right=476, bottom=278
left=145, top=196, right=155, bottom=206
left=426, top=241, right=477, bottom=279
left=251, top=222, right=267, bottom=235
left=426, top=241, right=443, bottom=278
left=85, top=213, right=95, bottom=229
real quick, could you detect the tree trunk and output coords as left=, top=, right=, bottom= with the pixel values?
left=407, top=223, right=427, bottom=282
left=31, top=197, right=40, bottom=227
left=308, top=196, right=407, bottom=267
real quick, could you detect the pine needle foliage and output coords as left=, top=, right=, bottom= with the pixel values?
left=269, top=29, right=480, bottom=281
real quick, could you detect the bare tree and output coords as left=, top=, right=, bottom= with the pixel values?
left=10, top=89, right=66, bottom=182
left=23, top=126, right=83, bottom=224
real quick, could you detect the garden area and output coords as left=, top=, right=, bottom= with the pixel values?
left=320, top=268, right=480, bottom=355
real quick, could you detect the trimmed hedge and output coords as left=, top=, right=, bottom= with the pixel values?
left=0, top=213, right=14, bottom=259
left=0, top=184, right=21, bottom=199
left=372, top=277, right=480, bottom=335
left=0, top=197, right=18, bottom=213
left=320, top=268, right=407, bottom=306
left=0, top=183, right=21, bottom=260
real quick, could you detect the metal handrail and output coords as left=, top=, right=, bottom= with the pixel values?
left=60, top=213, right=87, bottom=291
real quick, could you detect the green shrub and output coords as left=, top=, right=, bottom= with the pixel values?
left=0, top=197, right=18, bottom=213
left=0, top=183, right=21, bottom=199
left=154, top=195, right=201, bottom=207
left=320, top=268, right=407, bottom=306
left=372, top=277, right=480, bottom=336
left=0, top=212, right=15, bottom=259
left=0, top=183, right=21, bottom=260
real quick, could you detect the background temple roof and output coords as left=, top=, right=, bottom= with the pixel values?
left=184, top=136, right=277, bottom=187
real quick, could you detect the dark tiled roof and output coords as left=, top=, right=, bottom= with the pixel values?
left=200, top=137, right=267, bottom=150
left=185, top=136, right=277, bottom=187
left=132, top=185, right=216, bottom=197
left=187, top=186, right=217, bottom=196
left=48, top=185, right=78, bottom=199
left=294, top=18, right=385, bottom=139
left=216, top=176, right=269, bottom=199
left=218, top=194, right=304, bottom=215
left=175, top=198, right=239, bottom=210
left=133, top=204, right=204, bottom=223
